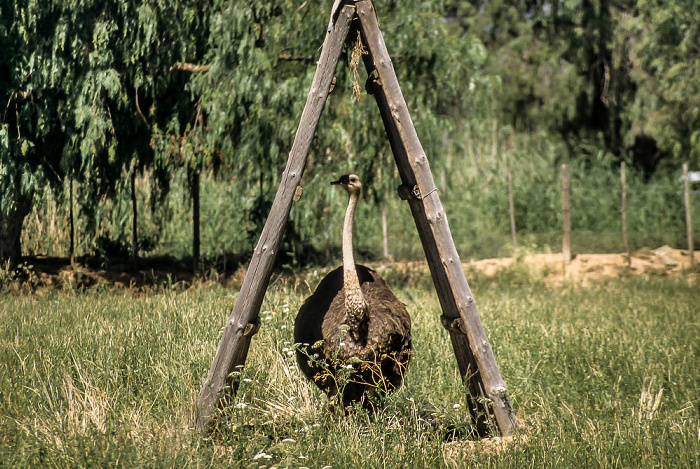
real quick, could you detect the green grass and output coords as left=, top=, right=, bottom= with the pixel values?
left=1, top=268, right=698, bottom=467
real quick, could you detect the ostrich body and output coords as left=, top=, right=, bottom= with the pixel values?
left=294, top=174, right=412, bottom=410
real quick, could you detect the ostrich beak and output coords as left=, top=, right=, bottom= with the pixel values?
left=331, top=175, right=350, bottom=186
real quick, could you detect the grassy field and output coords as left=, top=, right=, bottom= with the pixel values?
left=1, top=266, right=698, bottom=467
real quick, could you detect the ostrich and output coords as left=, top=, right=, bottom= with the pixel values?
left=294, top=173, right=412, bottom=411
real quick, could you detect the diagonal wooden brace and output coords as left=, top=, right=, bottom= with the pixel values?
left=355, top=0, right=517, bottom=436
left=195, top=3, right=356, bottom=432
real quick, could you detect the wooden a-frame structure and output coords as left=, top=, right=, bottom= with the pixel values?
left=196, top=0, right=518, bottom=437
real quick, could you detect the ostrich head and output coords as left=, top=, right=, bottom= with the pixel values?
left=331, top=174, right=362, bottom=195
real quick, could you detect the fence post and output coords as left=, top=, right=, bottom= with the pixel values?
left=508, top=168, right=517, bottom=253
left=683, top=163, right=695, bottom=268
left=621, top=162, right=630, bottom=266
left=69, top=176, right=75, bottom=266
left=561, top=164, right=571, bottom=266
left=130, top=170, right=138, bottom=265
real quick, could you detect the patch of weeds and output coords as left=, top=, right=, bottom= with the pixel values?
left=0, top=260, right=39, bottom=292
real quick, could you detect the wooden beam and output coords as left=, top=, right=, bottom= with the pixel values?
left=356, top=0, right=517, bottom=436
left=195, top=4, right=356, bottom=432
left=621, top=162, right=630, bottom=266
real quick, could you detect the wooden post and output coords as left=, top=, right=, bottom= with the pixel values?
left=441, top=131, right=448, bottom=205
left=508, top=168, right=517, bottom=254
left=69, top=176, right=75, bottom=266
left=195, top=4, right=356, bottom=431
left=381, top=202, right=390, bottom=259
left=683, top=163, right=695, bottom=268
left=130, top=170, right=138, bottom=265
left=621, top=162, right=630, bottom=266
left=192, top=169, right=201, bottom=274
left=378, top=164, right=390, bottom=260
left=561, top=164, right=571, bottom=266
left=357, top=0, right=517, bottom=436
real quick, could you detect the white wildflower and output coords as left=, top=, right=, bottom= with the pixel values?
left=253, top=452, right=272, bottom=460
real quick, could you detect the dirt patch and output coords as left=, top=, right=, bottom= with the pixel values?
left=468, top=246, right=698, bottom=287
left=3, top=247, right=697, bottom=293
left=380, top=246, right=698, bottom=288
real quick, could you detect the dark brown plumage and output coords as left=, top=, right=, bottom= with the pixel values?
left=294, top=174, right=412, bottom=410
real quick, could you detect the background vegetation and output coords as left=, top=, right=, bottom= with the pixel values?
left=2, top=0, right=698, bottom=266
left=1, top=272, right=697, bottom=467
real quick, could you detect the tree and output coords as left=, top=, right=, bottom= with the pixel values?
left=194, top=0, right=490, bottom=260
left=623, top=0, right=700, bottom=167
left=447, top=0, right=698, bottom=172
left=0, top=0, right=211, bottom=264
left=2, top=0, right=493, bottom=264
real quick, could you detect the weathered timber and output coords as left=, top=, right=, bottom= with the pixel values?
left=195, top=4, right=356, bottom=431
left=356, top=0, right=517, bottom=436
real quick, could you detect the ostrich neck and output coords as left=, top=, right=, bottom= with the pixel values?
left=342, top=191, right=368, bottom=325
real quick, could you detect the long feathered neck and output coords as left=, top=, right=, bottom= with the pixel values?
left=342, top=189, right=368, bottom=337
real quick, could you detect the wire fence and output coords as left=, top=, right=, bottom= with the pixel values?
left=19, top=163, right=699, bottom=266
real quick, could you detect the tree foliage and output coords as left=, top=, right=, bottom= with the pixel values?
left=1, top=0, right=697, bottom=263
left=1, top=0, right=210, bottom=260
left=448, top=0, right=699, bottom=171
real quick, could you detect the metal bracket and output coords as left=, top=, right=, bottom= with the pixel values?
left=397, top=183, right=437, bottom=201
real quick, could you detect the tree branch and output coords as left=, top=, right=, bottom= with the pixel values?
left=169, top=62, right=211, bottom=73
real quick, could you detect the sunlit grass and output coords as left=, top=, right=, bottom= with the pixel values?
left=1, top=269, right=698, bottom=467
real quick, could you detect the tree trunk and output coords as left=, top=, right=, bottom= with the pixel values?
left=0, top=189, right=33, bottom=264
